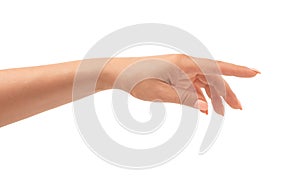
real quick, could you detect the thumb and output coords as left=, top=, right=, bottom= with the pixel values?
left=174, top=87, right=208, bottom=114
left=131, top=79, right=208, bottom=113
left=154, top=81, right=208, bottom=113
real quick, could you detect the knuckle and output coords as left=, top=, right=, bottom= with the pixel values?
left=168, top=54, right=188, bottom=63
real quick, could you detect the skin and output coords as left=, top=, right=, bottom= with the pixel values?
left=0, top=54, right=260, bottom=127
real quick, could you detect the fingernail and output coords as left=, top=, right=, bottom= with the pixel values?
left=194, top=99, right=208, bottom=113
left=220, top=107, right=225, bottom=116
left=200, top=109, right=209, bottom=115
left=250, top=68, right=261, bottom=74
left=237, top=99, right=243, bottom=110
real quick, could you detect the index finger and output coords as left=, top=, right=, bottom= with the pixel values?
left=217, top=61, right=260, bottom=77
left=182, top=55, right=260, bottom=77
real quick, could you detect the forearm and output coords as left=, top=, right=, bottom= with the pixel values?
left=0, top=61, right=78, bottom=126
left=0, top=54, right=179, bottom=127
left=0, top=57, right=134, bottom=127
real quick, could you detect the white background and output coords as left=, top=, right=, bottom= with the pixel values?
left=0, top=0, right=299, bottom=189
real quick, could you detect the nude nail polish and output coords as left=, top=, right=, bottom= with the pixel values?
left=250, top=68, right=261, bottom=74
left=237, top=99, right=243, bottom=110
left=194, top=99, right=208, bottom=113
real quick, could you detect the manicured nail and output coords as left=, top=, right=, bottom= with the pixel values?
left=220, top=108, right=225, bottom=116
left=200, top=109, right=209, bottom=115
left=194, top=99, right=208, bottom=113
left=250, top=68, right=261, bottom=74
left=237, top=99, right=243, bottom=110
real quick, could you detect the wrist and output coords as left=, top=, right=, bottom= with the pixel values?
left=96, top=57, right=136, bottom=91
left=95, top=54, right=179, bottom=92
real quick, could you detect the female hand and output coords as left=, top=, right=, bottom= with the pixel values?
left=0, top=54, right=259, bottom=127
left=107, top=54, right=260, bottom=115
